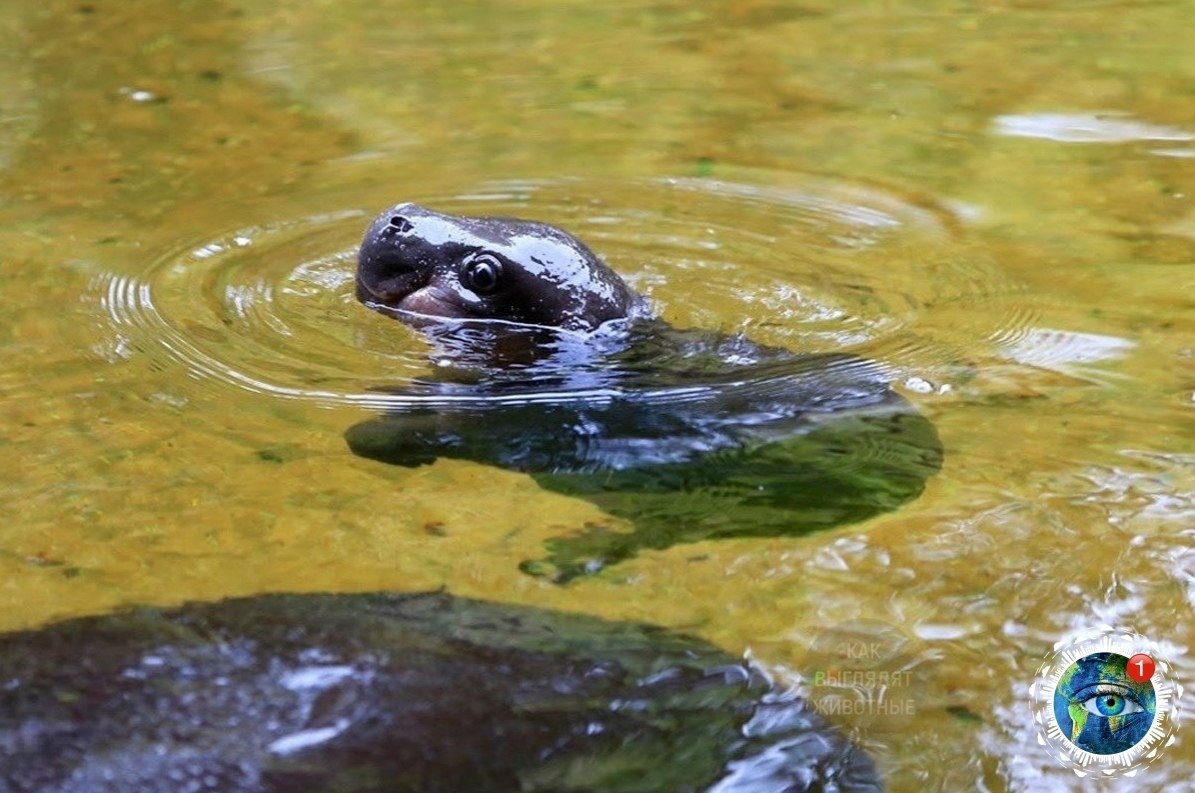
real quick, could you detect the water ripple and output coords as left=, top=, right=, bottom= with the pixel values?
left=92, top=177, right=1025, bottom=410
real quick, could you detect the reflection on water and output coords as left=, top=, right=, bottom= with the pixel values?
left=996, top=327, right=1135, bottom=383
left=993, top=113, right=1195, bottom=145
left=0, top=0, right=1193, bottom=790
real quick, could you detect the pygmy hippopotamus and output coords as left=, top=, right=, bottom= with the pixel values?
left=347, top=204, right=942, bottom=581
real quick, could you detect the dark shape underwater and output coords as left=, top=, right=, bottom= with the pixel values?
left=347, top=203, right=943, bottom=581
left=346, top=321, right=942, bottom=582
left=0, top=591, right=881, bottom=793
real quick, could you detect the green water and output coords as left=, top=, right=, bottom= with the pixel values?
left=1, top=1, right=1192, bottom=789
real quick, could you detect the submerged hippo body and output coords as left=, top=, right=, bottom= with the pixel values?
left=0, top=591, right=882, bottom=793
left=349, top=204, right=942, bottom=581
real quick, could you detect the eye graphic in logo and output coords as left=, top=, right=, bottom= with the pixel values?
left=1031, top=629, right=1181, bottom=777
left=1052, top=652, right=1154, bottom=755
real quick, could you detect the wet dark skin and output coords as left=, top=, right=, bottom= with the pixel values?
left=0, top=591, right=882, bottom=793
left=350, top=204, right=943, bottom=582
left=356, top=203, right=641, bottom=331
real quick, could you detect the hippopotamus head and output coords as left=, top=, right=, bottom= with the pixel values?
left=356, top=203, right=641, bottom=333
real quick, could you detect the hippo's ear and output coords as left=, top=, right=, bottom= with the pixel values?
left=344, top=418, right=440, bottom=468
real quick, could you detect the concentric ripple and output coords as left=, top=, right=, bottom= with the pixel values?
left=94, top=176, right=1029, bottom=410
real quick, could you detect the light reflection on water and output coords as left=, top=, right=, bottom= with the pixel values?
left=0, top=0, right=1193, bottom=789
left=993, top=112, right=1195, bottom=145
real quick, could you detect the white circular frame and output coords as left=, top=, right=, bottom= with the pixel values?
left=1030, top=627, right=1181, bottom=778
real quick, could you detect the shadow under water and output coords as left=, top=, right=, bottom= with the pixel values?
left=346, top=320, right=943, bottom=582
left=0, top=591, right=881, bottom=793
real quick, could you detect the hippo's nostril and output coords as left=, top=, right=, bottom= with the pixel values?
left=388, top=215, right=413, bottom=234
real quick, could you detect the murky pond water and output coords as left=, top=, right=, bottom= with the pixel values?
left=1, top=0, right=1193, bottom=790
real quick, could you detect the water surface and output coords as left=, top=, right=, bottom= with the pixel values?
left=1, top=1, right=1193, bottom=790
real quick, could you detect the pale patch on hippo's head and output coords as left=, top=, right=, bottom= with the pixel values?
left=356, top=203, right=642, bottom=333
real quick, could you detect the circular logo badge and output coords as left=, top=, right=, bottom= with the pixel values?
left=1031, top=628, right=1181, bottom=777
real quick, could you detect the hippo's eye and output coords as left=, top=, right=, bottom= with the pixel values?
left=462, top=254, right=503, bottom=295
